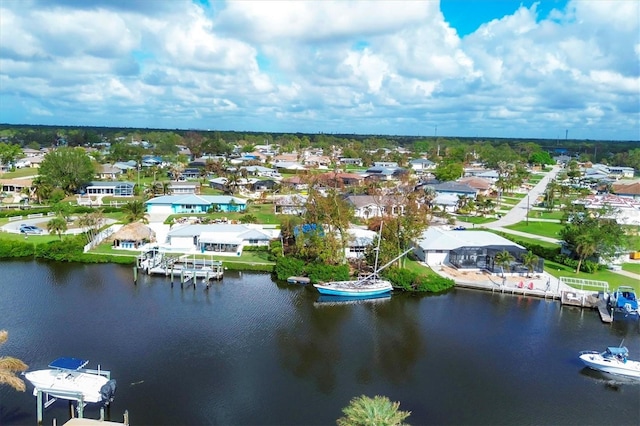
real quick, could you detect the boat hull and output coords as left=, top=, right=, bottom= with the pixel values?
left=579, top=353, right=640, bottom=379
left=313, top=279, right=393, bottom=298
left=25, top=369, right=111, bottom=403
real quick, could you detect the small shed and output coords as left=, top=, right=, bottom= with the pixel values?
left=110, top=222, right=156, bottom=250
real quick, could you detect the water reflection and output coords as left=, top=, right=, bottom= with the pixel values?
left=276, top=290, right=425, bottom=393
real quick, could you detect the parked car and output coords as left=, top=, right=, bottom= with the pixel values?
left=453, top=226, right=467, bottom=231
left=19, top=224, right=43, bottom=234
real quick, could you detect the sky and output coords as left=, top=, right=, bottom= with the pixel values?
left=0, top=0, right=638, bottom=141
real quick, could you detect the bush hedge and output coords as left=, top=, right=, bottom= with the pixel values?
left=383, top=267, right=455, bottom=293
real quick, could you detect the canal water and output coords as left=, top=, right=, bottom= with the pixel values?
left=0, top=260, right=638, bottom=425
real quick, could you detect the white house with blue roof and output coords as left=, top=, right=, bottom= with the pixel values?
left=145, top=194, right=247, bottom=214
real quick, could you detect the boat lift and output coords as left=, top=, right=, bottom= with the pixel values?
left=31, top=364, right=113, bottom=425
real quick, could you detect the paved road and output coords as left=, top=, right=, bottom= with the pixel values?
left=455, top=165, right=640, bottom=283
left=484, top=165, right=562, bottom=229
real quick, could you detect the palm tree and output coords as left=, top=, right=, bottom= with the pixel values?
left=122, top=200, right=149, bottom=224
left=0, top=330, right=28, bottom=392
left=574, top=234, right=597, bottom=273
left=337, top=395, right=411, bottom=426
left=494, top=250, right=514, bottom=277
left=47, top=216, right=68, bottom=240
left=521, top=250, right=539, bottom=278
left=77, top=210, right=105, bottom=244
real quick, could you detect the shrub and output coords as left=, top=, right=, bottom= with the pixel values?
left=306, top=263, right=350, bottom=283
left=0, top=240, right=35, bottom=258
left=384, top=267, right=455, bottom=293
left=274, top=257, right=305, bottom=280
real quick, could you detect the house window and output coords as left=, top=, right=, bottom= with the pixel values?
left=349, top=246, right=366, bottom=253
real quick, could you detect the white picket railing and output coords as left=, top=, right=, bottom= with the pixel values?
left=83, top=224, right=121, bottom=253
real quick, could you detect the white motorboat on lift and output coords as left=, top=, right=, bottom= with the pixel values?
left=24, top=357, right=116, bottom=404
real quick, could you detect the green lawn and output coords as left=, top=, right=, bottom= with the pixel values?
left=529, top=210, right=564, bottom=220
left=504, top=221, right=564, bottom=240
left=622, top=263, right=640, bottom=275
left=404, top=258, right=441, bottom=278
left=0, top=168, right=38, bottom=178
left=544, top=259, right=639, bottom=293
left=90, top=243, right=275, bottom=265
left=485, top=229, right=561, bottom=250
left=456, top=215, right=497, bottom=225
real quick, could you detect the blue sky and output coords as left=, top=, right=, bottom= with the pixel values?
left=0, top=0, right=638, bottom=141
left=441, top=0, right=567, bottom=36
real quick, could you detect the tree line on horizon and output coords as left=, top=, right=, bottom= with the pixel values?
left=1, top=124, right=639, bottom=172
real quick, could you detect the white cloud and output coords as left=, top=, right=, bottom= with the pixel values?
left=0, top=0, right=637, bottom=139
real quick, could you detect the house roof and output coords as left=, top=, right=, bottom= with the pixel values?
left=110, top=222, right=155, bottom=242
left=146, top=194, right=247, bottom=205
left=87, top=181, right=134, bottom=188
left=458, top=177, right=492, bottom=191
left=429, top=181, right=478, bottom=194
left=612, top=182, right=640, bottom=196
left=170, top=224, right=274, bottom=241
left=416, top=228, right=524, bottom=251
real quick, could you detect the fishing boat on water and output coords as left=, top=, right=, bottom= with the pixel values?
left=24, top=357, right=116, bottom=404
left=579, top=346, right=640, bottom=379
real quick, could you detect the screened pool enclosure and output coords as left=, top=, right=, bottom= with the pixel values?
left=448, top=245, right=544, bottom=275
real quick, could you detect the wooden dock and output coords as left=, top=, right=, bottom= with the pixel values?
left=595, top=299, right=613, bottom=323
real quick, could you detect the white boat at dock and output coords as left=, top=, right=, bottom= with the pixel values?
left=579, top=346, right=640, bottom=379
left=25, top=357, right=116, bottom=404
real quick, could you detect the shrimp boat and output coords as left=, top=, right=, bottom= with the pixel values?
left=579, top=346, right=640, bottom=379
left=24, top=357, right=116, bottom=405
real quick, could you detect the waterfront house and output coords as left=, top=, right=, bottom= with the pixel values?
left=145, top=194, right=247, bottom=214
left=165, top=224, right=278, bottom=255
left=414, top=227, right=538, bottom=275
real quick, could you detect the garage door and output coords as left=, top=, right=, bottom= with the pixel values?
left=148, top=204, right=173, bottom=214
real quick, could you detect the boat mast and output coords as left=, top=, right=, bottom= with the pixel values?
left=373, top=221, right=383, bottom=276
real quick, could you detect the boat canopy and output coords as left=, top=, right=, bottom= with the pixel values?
left=606, top=347, right=629, bottom=357
left=48, top=357, right=89, bottom=370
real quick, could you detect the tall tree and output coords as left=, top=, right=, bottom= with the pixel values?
left=47, top=216, right=68, bottom=240
left=494, top=250, right=514, bottom=277
left=0, top=142, right=22, bottom=170
left=559, top=206, right=628, bottom=268
left=521, top=251, right=539, bottom=277
left=0, top=330, right=29, bottom=392
left=38, top=147, right=96, bottom=195
left=122, top=200, right=149, bottom=224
